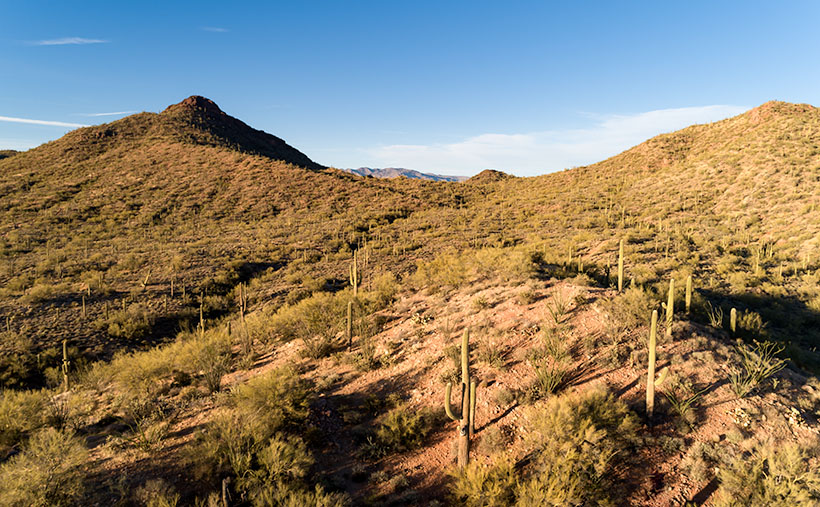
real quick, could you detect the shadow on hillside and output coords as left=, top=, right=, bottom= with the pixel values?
left=697, top=287, right=820, bottom=373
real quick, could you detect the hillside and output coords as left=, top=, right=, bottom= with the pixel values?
left=1, top=99, right=820, bottom=505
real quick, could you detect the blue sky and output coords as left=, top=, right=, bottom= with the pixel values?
left=2, top=1, right=819, bottom=176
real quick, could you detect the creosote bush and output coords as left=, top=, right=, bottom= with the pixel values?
left=449, top=389, right=638, bottom=506
left=713, top=443, right=820, bottom=506
left=0, top=388, right=47, bottom=455
left=191, top=367, right=341, bottom=504
left=367, top=403, right=438, bottom=457
left=448, top=458, right=516, bottom=507
left=95, top=303, right=154, bottom=340
left=602, top=285, right=657, bottom=337
left=0, top=427, right=88, bottom=507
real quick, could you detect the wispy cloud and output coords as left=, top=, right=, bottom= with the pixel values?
left=0, top=116, right=87, bottom=128
left=31, top=37, right=108, bottom=46
left=367, top=105, right=748, bottom=176
left=201, top=27, right=228, bottom=33
left=77, top=111, right=137, bottom=117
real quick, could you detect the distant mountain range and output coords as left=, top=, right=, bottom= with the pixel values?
left=344, top=167, right=468, bottom=182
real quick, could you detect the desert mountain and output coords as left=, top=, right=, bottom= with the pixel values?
left=345, top=167, right=468, bottom=182
left=2, top=99, right=820, bottom=505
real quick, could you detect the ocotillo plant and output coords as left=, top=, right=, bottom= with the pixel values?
left=444, top=329, right=477, bottom=467
left=685, top=275, right=692, bottom=314
left=349, top=250, right=359, bottom=297
left=666, top=278, right=674, bottom=337
left=62, top=340, right=70, bottom=392
left=618, top=239, right=624, bottom=293
left=646, top=310, right=668, bottom=421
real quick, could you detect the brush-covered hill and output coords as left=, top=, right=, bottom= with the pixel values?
left=2, top=99, right=820, bottom=505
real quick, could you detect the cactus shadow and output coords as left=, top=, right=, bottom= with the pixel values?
left=690, top=477, right=719, bottom=504
left=480, top=402, right=518, bottom=432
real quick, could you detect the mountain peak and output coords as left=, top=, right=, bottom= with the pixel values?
left=162, top=95, right=225, bottom=116
left=747, top=100, right=816, bottom=124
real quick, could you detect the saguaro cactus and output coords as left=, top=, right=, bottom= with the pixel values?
left=666, top=278, right=674, bottom=337
left=685, top=275, right=692, bottom=314
left=646, top=310, right=668, bottom=421
left=618, top=239, right=625, bottom=293
left=349, top=250, right=359, bottom=297
left=444, top=329, right=477, bottom=467
left=61, top=340, right=70, bottom=392
left=730, top=307, right=737, bottom=335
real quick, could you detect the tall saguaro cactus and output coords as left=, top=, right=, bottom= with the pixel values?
left=62, top=340, right=70, bottom=392
left=685, top=275, right=693, bottom=314
left=666, top=278, right=674, bottom=337
left=646, top=310, right=668, bottom=421
left=618, top=239, right=625, bottom=293
left=444, top=329, right=477, bottom=467
left=349, top=250, right=359, bottom=297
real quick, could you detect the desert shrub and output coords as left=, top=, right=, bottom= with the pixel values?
left=736, top=309, right=768, bottom=339
left=364, top=403, right=438, bottom=458
left=713, top=443, right=820, bottom=506
left=264, top=292, right=345, bottom=357
left=231, top=367, right=312, bottom=434
left=410, top=246, right=536, bottom=290
left=515, top=389, right=639, bottom=505
left=680, top=441, right=721, bottom=483
left=194, top=367, right=321, bottom=502
left=196, top=335, right=231, bottom=393
left=0, top=388, right=47, bottom=455
left=83, top=325, right=232, bottom=395
left=371, top=271, right=399, bottom=308
left=448, top=458, right=517, bottom=506
left=517, top=287, right=537, bottom=305
left=0, top=331, right=41, bottom=388
left=95, top=303, right=153, bottom=340
left=0, top=427, right=88, bottom=507
left=134, top=479, right=180, bottom=507
left=526, top=360, right=569, bottom=402
left=602, top=285, right=657, bottom=335
left=20, top=282, right=68, bottom=304
left=256, top=484, right=348, bottom=507
left=477, top=334, right=506, bottom=369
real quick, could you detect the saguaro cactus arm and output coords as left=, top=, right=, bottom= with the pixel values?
left=445, top=382, right=461, bottom=421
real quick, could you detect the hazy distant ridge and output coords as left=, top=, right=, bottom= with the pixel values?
left=345, top=167, right=468, bottom=182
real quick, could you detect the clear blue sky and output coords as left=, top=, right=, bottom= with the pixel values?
left=2, top=1, right=819, bottom=176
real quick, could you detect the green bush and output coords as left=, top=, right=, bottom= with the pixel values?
left=95, top=303, right=153, bottom=340
left=713, top=443, right=820, bottom=506
left=0, top=388, right=47, bottom=455
left=516, top=389, right=638, bottom=505
left=192, top=367, right=332, bottom=504
left=368, top=403, right=438, bottom=457
left=231, top=366, right=312, bottom=435
left=0, top=427, right=88, bottom=506
left=602, top=285, right=657, bottom=336
left=448, top=458, right=516, bottom=506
